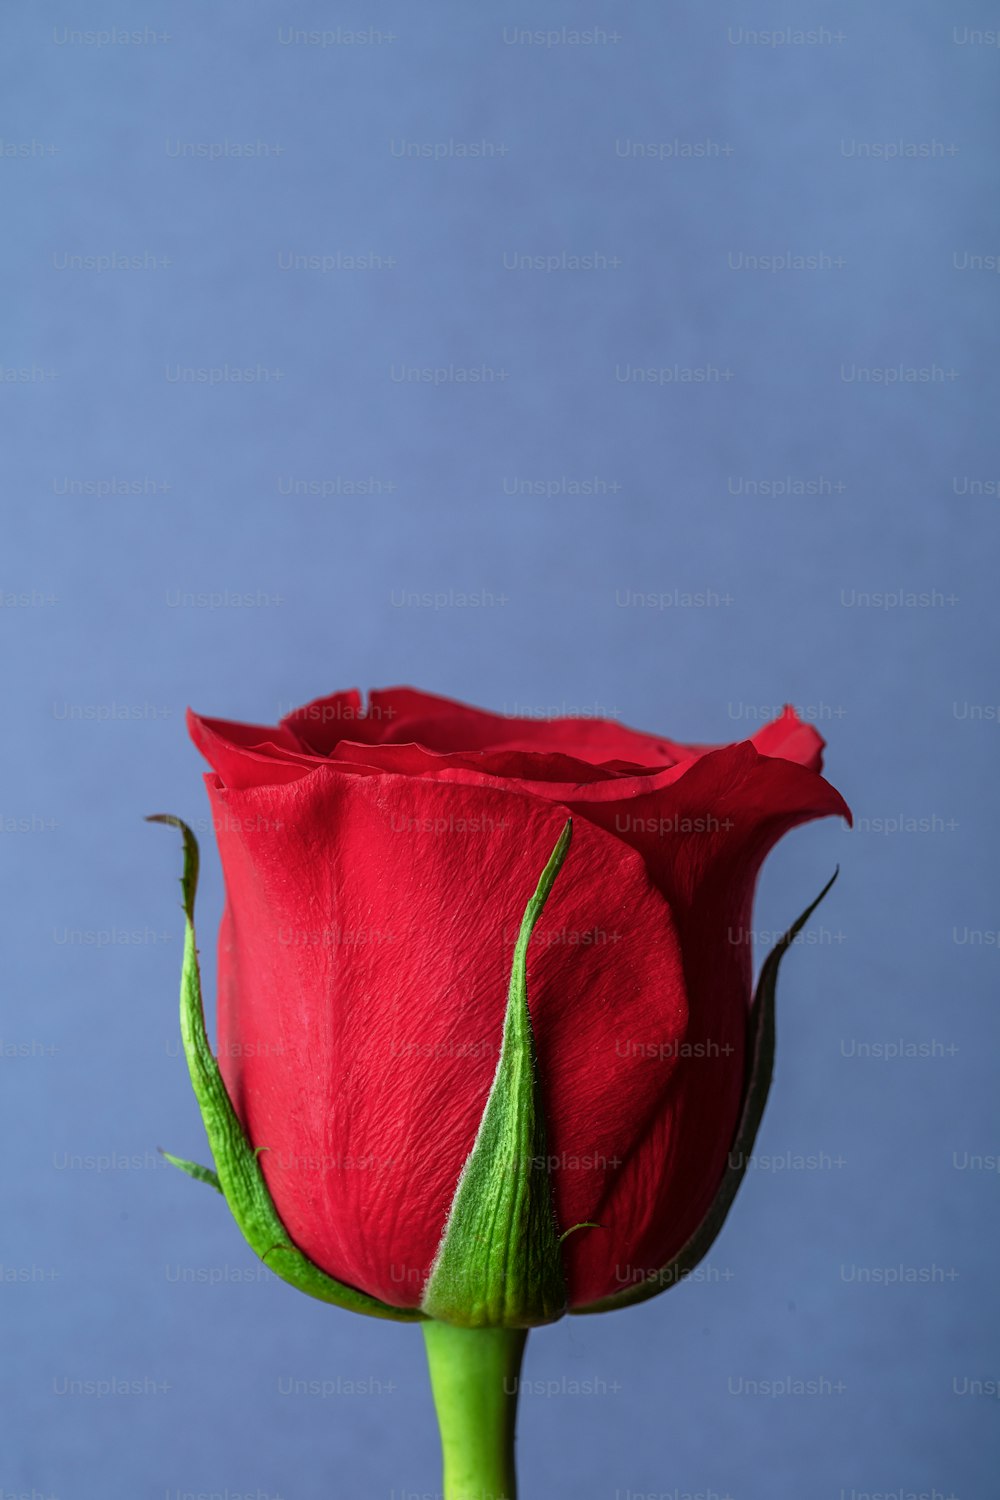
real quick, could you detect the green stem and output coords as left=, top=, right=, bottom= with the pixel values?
left=422, top=1322, right=528, bottom=1500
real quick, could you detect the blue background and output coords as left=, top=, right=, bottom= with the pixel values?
left=3, top=2, right=998, bottom=1496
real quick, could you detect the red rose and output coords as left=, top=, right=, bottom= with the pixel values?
left=186, top=687, right=849, bottom=1313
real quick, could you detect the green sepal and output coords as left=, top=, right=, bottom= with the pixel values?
left=149, top=814, right=424, bottom=1323
left=421, top=819, right=574, bottom=1329
left=160, top=1150, right=222, bottom=1193
left=573, top=869, right=840, bottom=1316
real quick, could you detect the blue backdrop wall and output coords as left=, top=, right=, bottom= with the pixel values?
left=3, top=2, right=998, bottom=1497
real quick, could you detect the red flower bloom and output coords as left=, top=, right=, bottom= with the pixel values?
left=187, top=688, right=850, bottom=1312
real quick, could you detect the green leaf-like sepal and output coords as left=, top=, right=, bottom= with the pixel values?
left=421, top=819, right=573, bottom=1329
left=149, top=814, right=424, bottom=1323
left=160, top=1150, right=222, bottom=1193
left=573, top=869, right=840, bottom=1316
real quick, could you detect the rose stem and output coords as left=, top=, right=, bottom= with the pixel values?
left=421, top=1321, right=528, bottom=1500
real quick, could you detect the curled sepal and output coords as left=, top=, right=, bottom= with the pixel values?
left=573, top=869, right=840, bottom=1316
left=148, top=814, right=424, bottom=1323
left=421, top=819, right=573, bottom=1329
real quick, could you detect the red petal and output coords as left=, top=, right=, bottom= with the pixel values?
left=750, top=704, right=827, bottom=772
left=559, top=742, right=850, bottom=1302
left=187, top=710, right=323, bottom=789
left=206, top=768, right=686, bottom=1308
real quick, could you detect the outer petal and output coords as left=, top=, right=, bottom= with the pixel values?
left=204, top=767, right=688, bottom=1309
left=749, top=704, right=826, bottom=772
left=558, top=742, right=850, bottom=1303
left=400, top=724, right=848, bottom=827
left=188, top=711, right=325, bottom=789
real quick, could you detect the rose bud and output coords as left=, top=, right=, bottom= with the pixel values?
left=152, top=686, right=849, bottom=1329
